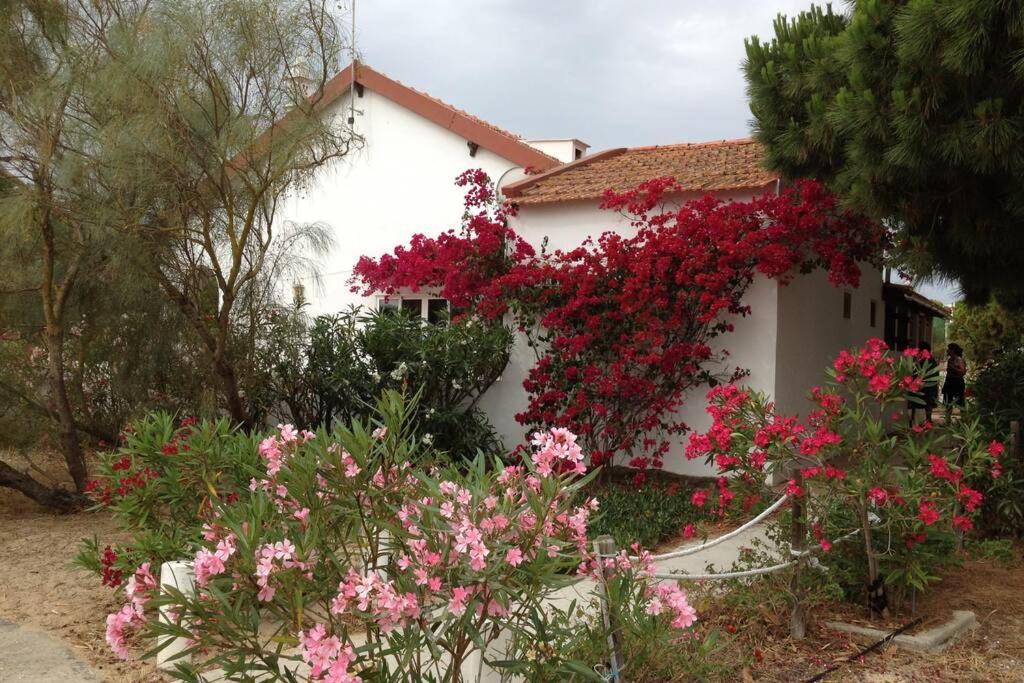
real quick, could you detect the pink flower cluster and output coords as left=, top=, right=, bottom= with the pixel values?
left=106, top=563, right=157, bottom=659
left=257, top=424, right=315, bottom=476
left=299, top=624, right=361, bottom=682
left=255, top=539, right=314, bottom=602
left=646, top=583, right=698, bottom=629
left=330, top=570, right=421, bottom=633
left=530, top=427, right=586, bottom=476
left=194, top=533, right=237, bottom=585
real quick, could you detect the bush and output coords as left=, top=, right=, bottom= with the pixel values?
left=99, top=393, right=700, bottom=680
left=249, top=306, right=512, bottom=459
left=966, top=351, right=1024, bottom=536
left=973, top=348, right=1024, bottom=424
left=583, top=479, right=709, bottom=550
left=75, top=413, right=261, bottom=583
left=686, top=339, right=1006, bottom=612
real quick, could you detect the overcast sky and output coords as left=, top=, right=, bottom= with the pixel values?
left=352, top=0, right=959, bottom=303
left=353, top=0, right=813, bottom=149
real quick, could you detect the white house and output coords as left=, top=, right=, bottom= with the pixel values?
left=277, top=62, right=882, bottom=476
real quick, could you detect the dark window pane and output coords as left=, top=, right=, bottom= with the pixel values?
left=843, top=292, right=852, bottom=320
left=401, top=298, right=423, bottom=318
left=378, top=298, right=400, bottom=315
left=427, top=298, right=449, bottom=324
left=870, top=300, right=877, bottom=327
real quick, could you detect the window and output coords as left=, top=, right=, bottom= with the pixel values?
left=843, top=292, right=852, bottom=320
left=870, top=299, right=877, bottom=328
left=427, top=298, right=449, bottom=324
left=377, top=296, right=450, bottom=323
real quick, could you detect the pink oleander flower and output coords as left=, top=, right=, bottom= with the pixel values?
left=277, top=423, right=299, bottom=443
left=299, top=624, right=362, bottom=682
left=106, top=603, right=143, bottom=660
left=449, top=586, right=470, bottom=616
left=988, top=441, right=1005, bottom=458
left=505, top=547, right=524, bottom=567
left=646, top=583, right=697, bottom=629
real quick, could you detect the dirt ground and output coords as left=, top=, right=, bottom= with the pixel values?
left=0, top=450, right=158, bottom=682
left=715, top=549, right=1024, bottom=682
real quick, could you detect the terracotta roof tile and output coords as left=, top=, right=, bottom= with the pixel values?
left=502, top=138, right=778, bottom=204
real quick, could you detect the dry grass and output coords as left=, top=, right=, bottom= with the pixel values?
left=704, top=550, right=1024, bottom=682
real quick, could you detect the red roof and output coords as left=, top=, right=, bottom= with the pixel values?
left=248, top=61, right=560, bottom=172
left=502, top=138, right=779, bottom=204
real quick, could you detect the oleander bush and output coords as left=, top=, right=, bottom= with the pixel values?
left=96, top=393, right=701, bottom=681
left=685, top=339, right=1006, bottom=612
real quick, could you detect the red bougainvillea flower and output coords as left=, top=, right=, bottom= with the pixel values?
left=353, top=170, right=887, bottom=474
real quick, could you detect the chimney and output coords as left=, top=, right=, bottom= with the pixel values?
left=526, top=138, right=590, bottom=163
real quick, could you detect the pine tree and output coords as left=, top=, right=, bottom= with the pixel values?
left=745, top=0, right=1024, bottom=306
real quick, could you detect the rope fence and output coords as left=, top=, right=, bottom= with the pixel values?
left=632, top=493, right=790, bottom=563
left=593, top=483, right=871, bottom=680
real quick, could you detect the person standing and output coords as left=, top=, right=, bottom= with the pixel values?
left=942, top=343, right=967, bottom=419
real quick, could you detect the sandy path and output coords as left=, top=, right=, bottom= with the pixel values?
left=0, top=483, right=159, bottom=682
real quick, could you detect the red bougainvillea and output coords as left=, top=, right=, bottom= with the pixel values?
left=352, top=170, right=887, bottom=474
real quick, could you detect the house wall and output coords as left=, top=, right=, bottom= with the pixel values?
left=478, top=194, right=780, bottom=477
left=773, top=265, right=884, bottom=416
left=276, top=88, right=526, bottom=316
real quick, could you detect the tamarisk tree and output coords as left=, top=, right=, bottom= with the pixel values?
left=99, top=0, right=356, bottom=426
left=0, top=0, right=131, bottom=507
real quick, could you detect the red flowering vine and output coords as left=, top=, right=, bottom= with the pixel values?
left=353, top=171, right=887, bottom=471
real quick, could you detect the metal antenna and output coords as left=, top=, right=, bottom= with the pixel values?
left=348, top=0, right=356, bottom=126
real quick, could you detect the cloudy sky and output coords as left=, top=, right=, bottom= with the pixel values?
left=353, top=0, right=812, bottom=149
left=352, top=0, right=958, bottom=303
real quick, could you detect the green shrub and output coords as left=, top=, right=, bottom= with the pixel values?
left=249, top=306, right=512, bottom=459
left=972, top=348, right=1024, bottom=424
left=584, top=479, right=708, bottom=550
left=75, top=413, right=261, bottom=581
left=966, top=354, right=1024, bottom=536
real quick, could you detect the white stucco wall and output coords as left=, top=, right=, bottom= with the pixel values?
left=773, top=265, right=883, bottom=416
left=274, top=90, right=881, bottom=477
left=276, top=88, right=527, bottom=316
left=478, top=193, right=779, bottom=477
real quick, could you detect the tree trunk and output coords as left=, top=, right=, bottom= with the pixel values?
left=0, top=458, right=86, bottom=512
left=859, top=497, right=887, bottom=616
left=215, top=357, right=250, bottom=428
left=45, top=329, right=88, bottom=491
left=789, top=471, right=807, bottom=639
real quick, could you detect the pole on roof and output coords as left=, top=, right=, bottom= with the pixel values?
left=348, top=0, right=356, bottom=126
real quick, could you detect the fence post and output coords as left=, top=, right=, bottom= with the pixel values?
left=157, top=560, right=195, bottom=672
left=789, top=470, right=807, bottom=640
left=593, top=535, right=626, bottom=682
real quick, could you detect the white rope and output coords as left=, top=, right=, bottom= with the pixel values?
left=638, top=493, right=790, bottom=562
left=648, top=528, right=862, bottom=582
